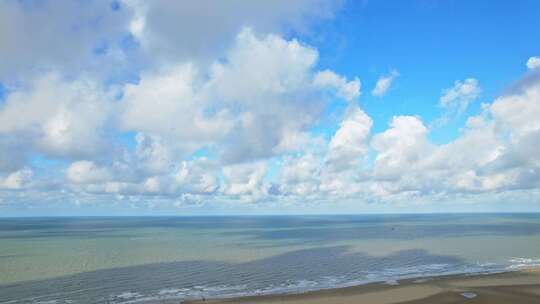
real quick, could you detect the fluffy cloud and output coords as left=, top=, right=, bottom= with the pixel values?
left=327, top=105, right=372, bottom=172
left=313, top=70, right=361, bottom=102
left=278, top=154, right=321, bottom=196
left=66, top=161, right=112, bottom=185
left=372, top=116, right=430, bottom=181
left=11, top=28, right=359, bottom=206
left=121, top=29, right=358, bottom=164
left=174, top=159, right=219, bottom=195
left=371, top=70, right=399, bottom=97
left=363, top=70, right=540, bottom=197
left=0, top=168, right=33, bottom=190
left=0, top=135, right=27, bottom=172
left=485, top=71, right=540, bottom=189
left=527, top=56, right=540, bottom=70
left=439, top=78, right=481, bottom=113
left=0, top=73, right=114, bottom=160
left=124, top=0, right=342, bottom=64
left=491, top=78, right=540, bottom=139
left=2, top=2, right=540, bottom=212
left=133, top=133, right=175, bottom=175
left=120, top=65, right=232, bottom=155
left=0, top=0, right=132, bottom=80
left=222, top=162, right=269, bottom=201
left=1, top=0, right=342, bottom=80
left=210, top=29, right=325, bottom=162
left=276, top=103, right=372, bottom=199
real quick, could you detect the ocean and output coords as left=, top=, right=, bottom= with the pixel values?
left=1, top=214, right=540, bottom=303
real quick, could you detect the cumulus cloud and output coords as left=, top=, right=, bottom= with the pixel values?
left=439, top=78, right=481, bottom=113
left=0, top=135, right=27, bottom=172
left=124, top=0, right=342, bottom=64
left=372, top=116, right=430, bottom=181
left=314, top=70, right=361, bottom=101
left=66, top=161, right=112, bottom=185
left=11, top=28, right=359, bottom=207
left=327, top=105, right=372, bottom=171
left=0, top=73, right=114, bottom=160
left=527, top=56, right=540, bottom=70
left=485, top=70, right=540, bottom=189
left=174, top=159, right=219, bottom=195
left=121, top=28, right=358, bottom=164
left=120, top=65, right=232, bottom=155
left=0, top=168, right=33, bottom=190
left=371, top=70, right=399, bottom=97
left=0, top=0, right=132, bottom=80
left=134, top=133, right=175, bottom=175
left=2, top=1, right=540, bottom=212
left=222, top=162, right=269, bottom=201
left=210, top=29, right=326, bottom=162
left=278, top=153, right=321, bottom=196
left=360, top=70, right=540, bottom=198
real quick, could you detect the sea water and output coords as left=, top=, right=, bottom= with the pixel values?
left=1, top=214, right=540, bottom=303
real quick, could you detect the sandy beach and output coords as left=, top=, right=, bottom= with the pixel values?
left=184, top=269, right=540, bottom=304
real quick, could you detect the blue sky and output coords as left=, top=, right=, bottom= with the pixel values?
left=0, top=0, right=540, bottom=216
left=311, top=0, right=540, bottom=138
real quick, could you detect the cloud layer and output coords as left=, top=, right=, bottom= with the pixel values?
left=0, top=1, right=539, bottom=213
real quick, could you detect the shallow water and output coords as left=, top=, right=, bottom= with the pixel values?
left=1, top=214, right=539, bottom=303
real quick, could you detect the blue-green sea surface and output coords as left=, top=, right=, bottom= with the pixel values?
left=1, top=214, right=540, bottom=303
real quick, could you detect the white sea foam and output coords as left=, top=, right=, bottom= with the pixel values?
left=507, top=257, right=540, bottom=269
left=158, top=288, right=189, bottom=295
left=461, top=292, right=477, bottom=299
left=114, top=292, right=143, bottom=300
left=110, top=262, right=511, bottom=304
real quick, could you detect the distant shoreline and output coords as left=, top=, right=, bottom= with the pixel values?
left=181, top=268, right=540, bottom=304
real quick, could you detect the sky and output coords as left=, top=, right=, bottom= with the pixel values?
left=1, top=0, right=540, bottom=216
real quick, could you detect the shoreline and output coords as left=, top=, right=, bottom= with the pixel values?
left=181, top=268, right=540, bottom=304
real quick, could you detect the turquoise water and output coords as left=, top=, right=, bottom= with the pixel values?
left=1, top=214, right=540, bottom=303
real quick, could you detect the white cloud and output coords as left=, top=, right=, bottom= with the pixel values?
left=124, top=0, right=342, bottom=64
left=2, top=1, right=540, bottom=212
left=120, top=64, right=232, bottom=155
left=212, top=29, right=326, bottom=162
left=1, top=0, right=342, bottom=82
left=0, top=136, right=27, bottom=172
left=361, top=71, right=540, bottom=198
left=120, top=28, right=357, bottom=164
left=278, top=153, right=321, bottom=196
left=314, top=70, right=361, bottom=101
left=222, top=162, right=268, bottom=200
left=327, top=105, right=372, bottom=171
left=371, top=70, right=399, bottom=97
left=28, top=65, right=540, bottom=208
left=275, top=103, right=373, bottom=199
left=491, top=79, right=540, bottom=139
left=439, top=78, right=481, bottom=113
left=0, top=0, right=132, bottom=80
left=134, top=133, right=174, bottom=175
left=527, top=56, right=540, bottom=70
left=484, top=72, right=540, bottom=190
left=66, top=161, right=112, bottom=185
left=36, top=28, right=361, bottom=204
left=372, top=116, right=430, bottom=181
left=174, top=159, right=219, bottom=194
left=0, top=168, right=33, bottom=190
left=0, top=73, right=114, bottom=159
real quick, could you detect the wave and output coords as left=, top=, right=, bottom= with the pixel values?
left=29, top=258, right=540, bottom=304
left=507, top=257, right=540, bottom=269
left=105, top=262, right=512, bottom=304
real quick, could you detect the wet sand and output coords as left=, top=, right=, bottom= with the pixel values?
left=183, top=268, right=540, bottom=304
